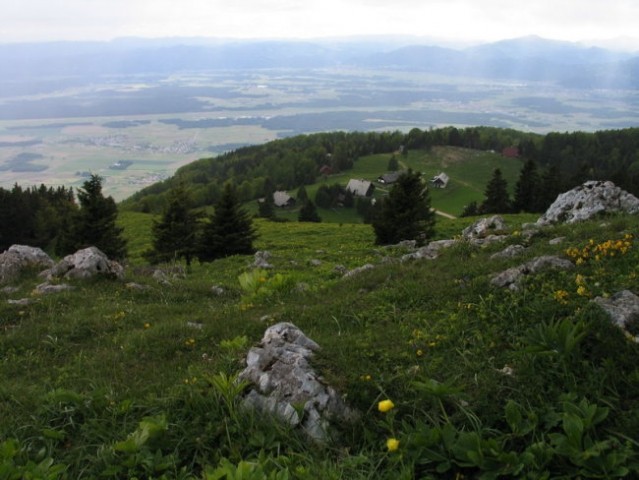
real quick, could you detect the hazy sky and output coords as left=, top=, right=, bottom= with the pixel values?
left=2, top=0, right=638, bottom=47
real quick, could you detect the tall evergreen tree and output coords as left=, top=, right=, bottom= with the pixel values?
left=387, top=155, right=399, bottom=171
left=538, top=164, right=565, bottom=211
left=69, top=174, right=127, bottom=259
left=372, top=170, right=435, bottom=245
left=513, top=159, right=542, bottom=213
left=257, top=193, right=275, bottom=219
left=298, top=199, right=321, bottom=223
left=297, top=185, right=309, bottom=203
left=480, top=168, right=511, bottom=214
left=197, top=182, right=257, bottom=262
left=146, top=180, right=200, bottom=267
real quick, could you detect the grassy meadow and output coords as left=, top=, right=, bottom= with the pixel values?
left=1, top=209, right=639, bottom=478
left=254, top=146, right=522, bottom=223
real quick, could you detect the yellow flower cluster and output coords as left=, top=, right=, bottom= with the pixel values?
left=565, top=234, right=633, bottom=265
left=553, top=289, right=569, bottom=304
left=184, top=338, right=196, bottom=347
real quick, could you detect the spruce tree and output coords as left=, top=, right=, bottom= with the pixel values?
left=480, top=168, right=511, bottom=214
left=296, top=185, right=309, bottom=203
left=146, top=180, right=200, bottom=267
left=538, top=165, right=564, bottom=211
left=257, top=193, right=275, bottom=219
left=372, top=170, right=435, bottom=245
left=69, top=174, right=127, bottom=259
left=513, top=159, right=541, bottom=213
left=298, top=199, right=321, bottom=222
left=197, top=182, right=257, bottom=262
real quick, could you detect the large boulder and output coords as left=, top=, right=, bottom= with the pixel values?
left=41, top=247, right=124, bottom=280
left=239, top=322, right=357, bottom=441
left=0, top=245, right=54, bottom=285
left=462, top=215, right=508, bottom=240
left=537, top=180, right=639, bottom=226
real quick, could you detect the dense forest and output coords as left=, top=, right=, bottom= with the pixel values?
left=120, top=126, right=639, bottom=214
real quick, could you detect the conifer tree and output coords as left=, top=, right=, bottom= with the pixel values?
left=372, top=170, right=435, bottom=245
left=480, top=168, right=511, bottom=214
left=538, top=164, right=564, bottom=211
left=297, top=185, right=309, bottom=203
left=69, top=174, right=127, bottom=259
left=146, top=180, right=200, bottom=267
left=257, top=192, right=275, bottom=219
left=197, top=182, right=257, bottom=262
left=513, top=159, right=542, bottom=213
left=298, top=199, right=321, bottom=223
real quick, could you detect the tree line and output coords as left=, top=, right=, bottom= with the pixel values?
left=0, top=175, right=126, bottom=259
left=122, top=126, right=639, bottom=215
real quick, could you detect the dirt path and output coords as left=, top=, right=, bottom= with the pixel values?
left=434, top=209, right=457, bottom=219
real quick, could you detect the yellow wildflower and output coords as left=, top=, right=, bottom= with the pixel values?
left=553, top=290, right=569, bottom=304
left=416, top=349, right=424, bottom=357
left=378, top=399, right=395, bottom=413
left=577, top=285, right=588, bottom=297
left=144, top=322, right=151, bottom=329
left=386, top=438, right=400, bottom=452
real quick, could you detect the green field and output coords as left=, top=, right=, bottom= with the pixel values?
left=2, top=209, right=638, bottom=478
left=261, top=146, right=523, bottom=222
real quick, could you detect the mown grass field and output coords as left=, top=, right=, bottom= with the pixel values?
left=1, top=211, right=638, bottom=478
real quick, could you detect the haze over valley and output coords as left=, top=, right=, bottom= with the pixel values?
left=1, top=36, right=638, bottom=199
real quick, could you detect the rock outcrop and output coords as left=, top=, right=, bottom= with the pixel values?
left=491, top=255, right=574, bottom=290
left=401, top=239, right=456, bottom=261
left=537, top=180, right=639, bottom=226
left=462, top=215, right=508, bottom=241
left=593, top=290, right=639, bottom=341
left=0, top=245, right=54, bottom=285
left=41, top=247, right=124, bottom=280
left=239, top=322, right=357, bottom=441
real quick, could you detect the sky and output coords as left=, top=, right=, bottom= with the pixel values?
left=1, top=0, right=639, bottom=49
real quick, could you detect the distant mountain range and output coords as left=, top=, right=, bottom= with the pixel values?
left=1, top=36, right=638, bottom=91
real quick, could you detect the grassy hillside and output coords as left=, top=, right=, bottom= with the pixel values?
left=2, top=212, right=638, bottom=478
left=258, top=146, right=523, bottom=222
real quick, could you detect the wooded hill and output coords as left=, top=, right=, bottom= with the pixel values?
left=121, top=126, right=639, bottom=216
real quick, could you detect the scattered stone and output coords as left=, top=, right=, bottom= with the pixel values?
left=253, top=251, right=273, bottom=269
left=0, top=245, right=54, bottom=285
left=333, top=265, right=347, bottom=275
left=537, top=180, right=639, bottom=226
left=186, top=321, right=204, bottom=330
left=152, top=269, right=170, bottom=285
left=462, top=215, right=508, bottom=240
left=390, top=239, right=417, bottom=250
left=593, top=290, right=639, bottom=340
left=490, top=244, right=526, bottom=260
left=549, top=237, right=565, bottom=245
left=125, top=282, right=150, bottom=291
left=239, top=322, right=357, bottom=441
left=7, top=298, right=33, bottom=306
left=342, top=264, right=375, bottom=279
left=1, top=286, right=20, bottom=294
left=35, top=282, right=75, bottom=295
left=211, top=285, right=225, bottom=296
left=296, top=282, right=309, bottom=292
left=491, top=255, right=574, bottom=290
left=309, top=259, right=322, bottom=267
left=401, top=239, right=456, bottom=261
left=41, top=247, right=124, bottom=281
left=259, top=314, right=273, bottom=323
